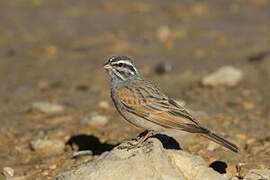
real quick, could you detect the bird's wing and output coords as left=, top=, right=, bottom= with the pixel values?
left=116, top=83, right=203, bottom=133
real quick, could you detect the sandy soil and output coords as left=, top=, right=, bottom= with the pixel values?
left=0, top=0, right=269, bottom=179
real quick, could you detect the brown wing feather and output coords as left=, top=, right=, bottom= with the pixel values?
left=116, top=85, right=238, bottom=153
left=116, top=85, right=204, bottom=133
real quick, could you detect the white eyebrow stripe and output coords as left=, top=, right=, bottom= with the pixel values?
left=113, top=60, right=139, bottom=73
left=111, top=60, right=133, bottom=66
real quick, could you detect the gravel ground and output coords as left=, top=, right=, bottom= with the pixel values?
left=0, top=0, right=269, bottom=179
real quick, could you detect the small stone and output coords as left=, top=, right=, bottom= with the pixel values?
left=248, top=51, right=269, bottom=62
left=5, top=176, right=26, bottom=180
left=242, top=101, right=255, bottom=110
left=38, top=80, right=65, bottom=90
left=82, top=113, right=109, bottom=126
left=49, top=164, right=57, bottom=170
left=50, top=81, right=65, bottom=88
left=44, top=45, right=58, bottom=56
left=6, top=48, right=16, bottom=57
left=207, top=142, right=220, bottom=151
left=191, top=3, right=209, bottom=16
left=76, top=84, right=89, bottom=91
left=31, top=102, right=65, bottom=115
left=2, top=167, right=14, bottom=177
left=30, top=139, right=65, bottom=155
left=246, top=138, right=256, bottom=145
left=155, top=62, right=172, bottom=75
left=38, top=80, right=50, bottom=91
left=249, top=0, right=268, bottom=7
left=156, top=25, right=171, bottom=42
left=202, top=66, right=243, bottom=87
left=98, top=101, right=110, bottom=110
left=42, top=171, right=49, bottom=176
left=242, top=89, right=251, bottom=96
left=72, top=150, right=93, bottom=159
left=236, top=134, right=247, bottom=141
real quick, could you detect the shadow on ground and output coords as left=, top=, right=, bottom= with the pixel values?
left=66, top=134, right=117, bottom=155
left=155, top=134, right=182, bottom=150
left=209, top=160, right=228, bottom=174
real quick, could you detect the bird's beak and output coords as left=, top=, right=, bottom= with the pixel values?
left=103, top=63, right=112, bottom=69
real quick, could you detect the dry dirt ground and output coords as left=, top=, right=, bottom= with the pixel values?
left=0, top=0, right=269, bottom=179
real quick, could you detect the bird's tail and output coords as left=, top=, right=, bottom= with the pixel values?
left=200, top=128, right=238, bottom=153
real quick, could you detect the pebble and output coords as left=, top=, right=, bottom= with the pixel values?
left=76, top=84, right=89, bottom=91
left=31, top=102, right=65, bottom=115
left=38, top=80, right=65, bottom=90
left=5, top=176, right=26, bottom=180
left=155, top=62, right=172, bottom=74
left=44, top=45, right=58, bottom=56
left=42, top=171, right=49, bottom=176
left=207, top=142, right=219, bottom=151
left=98, top=101, right=110, bottom=110
left=202, top=66, right=243, bottom=87
left=72, top=150, right=93, bottom=159
left=49, top=164, right=57, bottom=170
left=2, top=167, right=14, bottom=177
left=37, top=80, right=50, bottom=91
left=243, top=101, right=255, bottom=110
left=30, top=139, right=65, bottom=155
left=6, top=48, right=16, bottom=57
left=156, top=25, right=171, bottom=42
left=81, top=113, right=109, bottom=126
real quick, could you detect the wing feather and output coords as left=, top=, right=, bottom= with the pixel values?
left=116, top=84, right=203, bottom=133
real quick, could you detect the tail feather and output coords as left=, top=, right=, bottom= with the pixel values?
left=201, top=131, right=238, bottom=153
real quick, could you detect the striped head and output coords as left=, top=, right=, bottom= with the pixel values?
left=104, top=56, right=140, bottom=83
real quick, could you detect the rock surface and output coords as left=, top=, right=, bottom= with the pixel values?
left=243, top=169, right=270, bottom=180
left=56, top=138, right=228, bottom=180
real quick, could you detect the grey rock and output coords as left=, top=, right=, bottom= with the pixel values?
left=81, top=112, right=109, bottom=126
left=30, top=138, right=65, bottom=155
left=56, top=138, right=228, bottom=180
left=155, top=62, right=173, bottom=74
left=202, top=66, right=243, bottom=87
left=2, top=167, right=14, bottom=177
left=98, top=101, right=110, bottom=110
left=31, top=102, right=65, bottom=115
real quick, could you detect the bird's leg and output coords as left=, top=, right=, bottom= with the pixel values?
left=127, top=130, right=155, bottom=150
left=134, top=130, right=149, bottom=140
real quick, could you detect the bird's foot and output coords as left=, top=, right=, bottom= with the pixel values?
left=118, top=130, right=155, bottom=151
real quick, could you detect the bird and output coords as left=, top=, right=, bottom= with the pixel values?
left=103, top=55, right=238, bottom=153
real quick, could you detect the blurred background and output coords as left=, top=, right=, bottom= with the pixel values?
left=0, top=0, right=269, bottom=179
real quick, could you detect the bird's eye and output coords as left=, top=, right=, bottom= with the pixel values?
left=118, top=63, right=124, bottom=67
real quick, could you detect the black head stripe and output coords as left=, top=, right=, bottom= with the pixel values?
left=123, top=63, right=137, bottom=74
left=108, top=56, right=131, bottom=63
left=107, top=56, right=139, bottom=80
left=113, top=61, right=138, bottom=74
